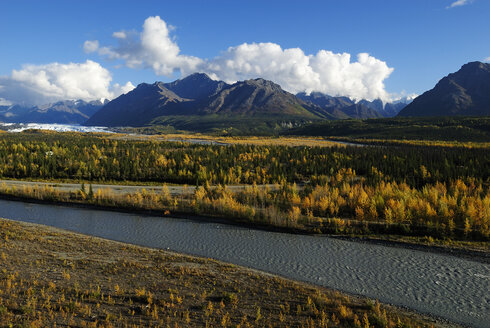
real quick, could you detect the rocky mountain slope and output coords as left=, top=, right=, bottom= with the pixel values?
left=87, top=73, right=408, bottom=127
left=398, top=61, right=490, bottom=117
left=85, top=74, right=323, bottom=127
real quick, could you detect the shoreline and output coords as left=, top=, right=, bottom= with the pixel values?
left=1, top=193, right=488, bottom=264
left=0, top=217, right=464, bottom=327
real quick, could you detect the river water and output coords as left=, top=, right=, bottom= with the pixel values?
left=0, top=199, right=488, bottom=327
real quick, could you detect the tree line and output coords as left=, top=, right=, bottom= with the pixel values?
left=0, top=132, right=487, bottom=188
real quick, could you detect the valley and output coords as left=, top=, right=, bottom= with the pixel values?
left=2, top=3, right=490, bottom=327
left=0, top=62, right=489, bottom=328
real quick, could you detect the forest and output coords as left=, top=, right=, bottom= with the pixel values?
left=0, top=131, right=487, bottom=187
left=0, top=131, right=488, bottom=242
left=104, top=115, right=490, bottom=138
left=287, top=116, right=490, bottom=142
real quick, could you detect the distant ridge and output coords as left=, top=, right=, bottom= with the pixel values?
left=1, top=73, right=411, bottom=130
left=0, top=100, right=106, bottom=125
left=297, top=92, right=407, bottom=119
left=85, top=74, right=322, bottom=127
left=6, top=62, right=489, bottom=129
left=86, top=73, right=412, bottom=128
left=398, top=61, right=490, bottom=117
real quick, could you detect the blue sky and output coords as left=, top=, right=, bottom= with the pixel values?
left=1, top=0, right=489, bottom=105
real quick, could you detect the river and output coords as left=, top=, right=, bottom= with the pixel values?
left=0, top=199, right=488, bottom=327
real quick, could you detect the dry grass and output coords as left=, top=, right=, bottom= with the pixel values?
left=112, top=133, right=344, bottom=148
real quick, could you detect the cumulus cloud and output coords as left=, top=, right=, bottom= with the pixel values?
left=201, top=43, right=393, bottom=100
left=90, top=16, right=395, bottom=101
left=447, top=0, right=472, bottom=9
left=484, top=57, right=490, bottom=62
left=0, top=60, right=134, bottom=105
left=93, top=16, right=202, bottom=76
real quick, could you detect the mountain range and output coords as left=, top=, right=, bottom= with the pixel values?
left=398, top=61, right=490, bottom=117
left=0, top=99, right=107, bottom=125
left=85, top=74, right=324, bottom=127
left=4, top=61, right=488, bottom=131
left=296, top=93, right=408, bottom=119
left=85, top=73, right=409, bottom=128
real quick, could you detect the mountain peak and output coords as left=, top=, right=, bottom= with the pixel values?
left=182, top=72, right=213, bottom=81
left=132, top=82, right=179, bottom=100
left=460, top=61, right=489, bottom=71
left=456, top=61, right=490, bottom=79
left=242, top=78, right=283, bottom=91
left=202, top=77, right=315, bottom=116
left=133, top=82, right=157, bottom=90
left=164, top=73, right=227, bottom=100
left=398, top=61, right=490, bottom=117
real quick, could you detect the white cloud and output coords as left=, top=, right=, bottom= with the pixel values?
left=0, top=97, right=12, bottom=106
left=94, top=16, right=202, bottom=76
left=83, top=40, right=99, bottom=53
left=390, top=92, right=418, bottom=103
left=90, top=16, right=395, bottom=101
left=112, top=31, right=127, bottom=39
left=111, top=81, right=136, bottom=96
left=484, top=57, right=490, bottom=62
left=447, top=0, right=472, bottom=9
left=0, top=60, right=134, bottom=105
left=201, top=43, right=394, bottom=101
